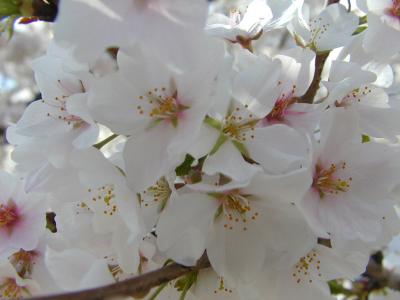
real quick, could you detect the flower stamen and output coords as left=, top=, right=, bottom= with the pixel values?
left=0, top=201, right=19, bottom=233
left=137, top=88, right=189, bottom=128
left=313, top=162, right=352, bottom=199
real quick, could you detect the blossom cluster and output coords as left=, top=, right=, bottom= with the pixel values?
left=1, top=0, right=400, bottom=299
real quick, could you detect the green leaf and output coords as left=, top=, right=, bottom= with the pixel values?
left=175, top=154, right=195, bottom=176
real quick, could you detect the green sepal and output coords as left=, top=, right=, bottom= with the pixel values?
left=204, top=115, right=222, bottom=131
left=209, top=133, right=228, bottom=155
left=175, top=272, right=198, bottom=300
left=231, top=140, right=250, bottom=157
left=359, top=15, right=367, bottom=25
left=353, top=25, right=367, bottom=36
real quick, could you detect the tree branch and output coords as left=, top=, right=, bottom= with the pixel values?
left=299, top=52, right=329, bottom=104
left=29, top=253, right=211, bottom=300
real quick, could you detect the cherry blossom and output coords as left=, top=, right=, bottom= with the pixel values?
left=289, top=3, right=359, bottom=52
left=298, top=108, right=400, bottom=242
left=0, top=171, right=47, bottom=258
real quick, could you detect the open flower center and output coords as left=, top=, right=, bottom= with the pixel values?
left=9, top=249, right=37, bottom=278
left=137, top=88, right=189, bottom=128
left=335, top=86, right=372, bottom=107
left=388, top=0, right=400, bottom=18
left=213, top=277, right=233, bottom=295
left=214, top=189, right=259, bottom=232
left=266, top=92, right=298, bottom=123
left=0, top=278, right=25, bottom=298
left=87, top=185, right=117, bottom=217
left=313, top=162, right=352, bottom=199
left=44, top=79, right=88, bottom=129
left=141, top=177, right=171, bottom=212
left=0, top=201, right=19, bottom=231
left=222, top=105, right=259, bottom=142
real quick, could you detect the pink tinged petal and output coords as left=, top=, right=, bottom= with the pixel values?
left=30, top=54, right=85, bottom=101
left=314, top=4, right=359, bottom=51
left=266, top=0, right=303, bottom=29
left=328, top=60, right=377, bottom=87
left=298, top=190, right=331, bottom=238
left=45, top=247, right=111, bottom=291
left=233, top=57, right=282, bottom=116
left=0, top=172, right=17, bottom=201
left=245, top=169, right=312, bottom=205
left=318, top=108, right=360, bottom=161
left=206, top=14, right=240, bottom=41
left=284, top=103, right=322, bottom=134
left=25, top=162, right=55, bottom=193
left=281, top=47, right=316, bottom=97
left=80, top=259, right=115, bottom=289
left=124, top=127, right=182, bottom=192
left=65, top=93, right=94, bottom=124
left=314, top=244, right=369, bottom=280
left=54, top=0, right=132, bottom=62
left=117, top=45, right=172, bottom=95
left=156, top=193, right=218, bottom=266
left=238, top=0, right=273, bottom=33
left=13, top=101, right=70, bottom=138
left=317, top=193, right=382, bottom=241
left=186, top=124, right=221, bottom=159
left=166, top=98, right=212, bottom=156
left=88, top=72, right=149, bottom=136
left=206, top=208, right=268, bottom=284
left=358, top=104, right=400, bottom=140
left=72, top=124, right=99, bottom=149
left=274, top=48, right=311, bottom=96
left=246, top=125, right=311, bottom=175
left=250, top=202, right=315, bottom=267
left=364, top=13, right=400, bottom=60
left=114, top=188, right=142, bottom=237
left=9, top=209, right=46, bottom=252
left=366, top=0, right=393, bottom=13
left=288, top=4, right=312, bottom=46
left=203, top=141, right=262, bottom=183
left=112, top=222, right=140, bottom=274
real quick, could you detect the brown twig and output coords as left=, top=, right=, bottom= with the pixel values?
left=29, top=253, right=211, bottom=300
left=299, top=52, right=329, bottom=104
left=297, top=0, right=342, bottom=104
